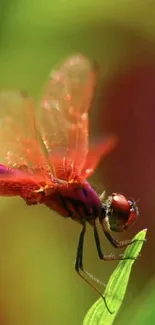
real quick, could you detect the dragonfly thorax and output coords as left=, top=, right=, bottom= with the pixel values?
left=44, top=181, right=102, bottom=224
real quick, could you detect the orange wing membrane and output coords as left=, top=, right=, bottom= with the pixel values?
left=0, top=54, right=117, bottom=196
left=38, top=54, right=98, bottom=181
left=0, top=90, right=55, bottom=196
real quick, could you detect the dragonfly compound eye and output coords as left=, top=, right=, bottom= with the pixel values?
left=106, top=193, right=139, bottom=232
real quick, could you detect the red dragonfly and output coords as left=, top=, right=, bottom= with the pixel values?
left=0, top=54, right=139, bottom=313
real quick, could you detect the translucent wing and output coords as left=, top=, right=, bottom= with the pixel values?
left=0, top=54, right=117, bottom=193
left=38, top=54, right=98, bottom=182
left=0, top=90, right=54, bottom=185
left=0, top=164, right=48, bottom=197
left=81, top=137, right=117, bottom=179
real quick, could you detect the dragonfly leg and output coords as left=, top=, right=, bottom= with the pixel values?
left=103, top=230, right=145, bottom=249
left=75, top=224, right=114, bottom=314
left=94, top=225, right=138, bottom=261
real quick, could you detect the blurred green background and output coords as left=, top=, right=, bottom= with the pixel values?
left=0, top=0, right=155, bottom=324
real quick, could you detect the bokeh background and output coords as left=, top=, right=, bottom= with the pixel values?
left=0, top=0, right=155, bottom=324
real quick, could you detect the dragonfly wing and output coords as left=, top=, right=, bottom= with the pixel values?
left=37, top=54, right=98, bottom=181
left=0, top=165, right=47, bottom=196
left=81, top=136, right=118, bottom=179
left=0, top=90, right=54, bottom=184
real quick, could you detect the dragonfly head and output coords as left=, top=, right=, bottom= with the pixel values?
left=100, top=193, right=139, bottom=232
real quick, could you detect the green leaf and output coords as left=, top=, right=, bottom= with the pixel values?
left=83, top=229, right=147, bottom=325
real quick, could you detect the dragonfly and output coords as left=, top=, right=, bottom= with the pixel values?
left=0, top=54, right=140, bottom=313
